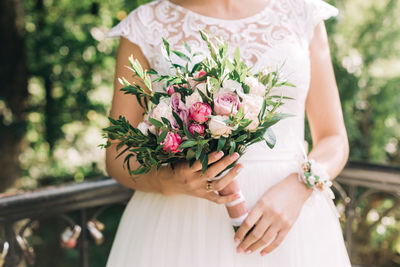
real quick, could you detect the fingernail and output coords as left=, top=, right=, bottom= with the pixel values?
left=246, top=250, right=252, bottom=255
left=260, top=251, right=266, bottom=256
left=217, top=151, right=224, bottom=158
left=236, top=247, right=244, bottom=254
left=236, top=165, right=243, bottom=173
left=234, top=237, right=240, bottom=244
left=234, top=193, right=240, bottom=199
left=231, top=152, right=239, bottom=160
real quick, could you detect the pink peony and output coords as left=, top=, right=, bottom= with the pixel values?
left=213, top=92, right=241, bottom=116
left=189, top=102, right=212, bottom=123
left=167, top=85, right=176, bottom=95
left=194, top=69, right=207, bottom=79
left=161, top=131, right=182, bottom=153
left=189, top=123, right=205, bottom=136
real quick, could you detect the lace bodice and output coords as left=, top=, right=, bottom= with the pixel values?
left=106, top=0, right=338, bottom=159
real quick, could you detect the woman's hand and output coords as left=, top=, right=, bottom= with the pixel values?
left=234, top=173, right=313, bottom=255
left=160, top=151, right=243, bottom=205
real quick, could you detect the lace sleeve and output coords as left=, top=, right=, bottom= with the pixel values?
left=106, top=6, right=149, bottom=55
left=304, top=0, right=339, bottom=42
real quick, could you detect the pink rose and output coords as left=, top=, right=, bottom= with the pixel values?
left=171, top=93, right=189, bottom=126
left=194, top=69, right=207, bottom=79
left=167, top=85, right=176, bottom=95
left=161, top=131, right=182, bottom=153
left=189, top=123, right=205, bottom=136
left=213, top=92, right=241, bottom=116
left=185, top=91, right=203, bottom=109
left=189, top=102, right=212, bottom=123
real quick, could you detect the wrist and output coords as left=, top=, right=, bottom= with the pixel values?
left=157, top=164, right=180, bottom=196
left=285, top=173, right=313, bottom=202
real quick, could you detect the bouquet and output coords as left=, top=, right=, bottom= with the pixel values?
left=102, top=31, right=294, bottom=231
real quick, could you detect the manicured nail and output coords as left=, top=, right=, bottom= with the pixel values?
left=260, top=251, right=266, bottom=256
left=236, top=165, right=243, bottom=173
left=231, top=152, right=239, bottom=161
left=217, top=151, right=224, bottom=158
left=234, top=237, right=240, bottom=244
left=236, top=247, right=244, bottom=254
left=246, top=250, right=252, bottom=255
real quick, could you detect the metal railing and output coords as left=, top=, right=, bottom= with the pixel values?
left=0, top=161, right=399, bottom=267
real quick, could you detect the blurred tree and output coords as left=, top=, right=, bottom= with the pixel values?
left=0, top=0, right=28, bottom=191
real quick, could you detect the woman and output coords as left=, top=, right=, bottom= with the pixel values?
left=105, top=0, right=352, bottom=266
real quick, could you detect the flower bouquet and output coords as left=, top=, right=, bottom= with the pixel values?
left=102, top=31, right=294, bottom=231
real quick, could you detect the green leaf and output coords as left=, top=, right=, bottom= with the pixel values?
left=235, top=105, right=245, bottom=121
left=195, top=143, right=202, bottom=160
left=162, top=38, right=170, bottom=56
left=172, top=50, right=191, bottom=62
left=172, top=110, right=184, bottom=129
left=184, top=42, right=192, bottom=54
left=161, top=117, right=171, bottom=126
left=179, top=140, right=197, bottom=149
left=130, top=166, right=151, bottom=175
left=184, top=126, right=196, bottom=140
left=199, top=150, right=209, bottom=174
left=264, top=128, right=276, bottom=149
left=191, top=62, right=202, bottom=74
left=234, top=46, right=240, bottom=63
left=157, top=130, right=168, bottom=144
left=146, top=68, right=158, bottom=75
left=148, top=117, right=164, bottom=128
left=235, top=134, right=247, bottom=143
left=217, top=137, right=226, bottom=152
left=229, top=141, right=236, bottom=156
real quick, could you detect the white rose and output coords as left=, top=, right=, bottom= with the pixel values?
left=241, top=94, right=264, bottom=115
left=195, top=82, right=208, bottom=95
left=222, top=79, right=243, bottom=94
left=208, top=115, right=232, bottom=139
left=308, top=175, right=316, bottom=185
left=244, top=113, right=259, bottom=132
left=185, top=91, right=203, bottom=109
left=244, top=76, right=265, bottom=96
left=150, top=101, right=172, bottom=122
left=137, top=122, right=150, bottom=135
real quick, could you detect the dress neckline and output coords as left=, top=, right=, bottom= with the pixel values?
left=165, top=0, right=272, bottom=24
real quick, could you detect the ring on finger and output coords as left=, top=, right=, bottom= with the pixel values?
left=205, top=180, right=213, bottom=192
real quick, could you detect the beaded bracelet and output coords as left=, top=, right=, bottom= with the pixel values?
left=298, top=159, right=334, bottom=199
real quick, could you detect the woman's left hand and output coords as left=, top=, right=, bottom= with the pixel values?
left=234, top=173, right=313, bottom=256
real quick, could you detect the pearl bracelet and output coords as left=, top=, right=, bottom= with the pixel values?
left=298, top=159, right=334, bottom=199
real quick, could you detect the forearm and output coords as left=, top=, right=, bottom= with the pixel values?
left=105, top=144, right=170, bottom=194
left=307, top=134, right=349, bottom=180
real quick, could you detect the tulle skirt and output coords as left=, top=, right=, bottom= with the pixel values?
left=106, top=157, right=352, bottom=267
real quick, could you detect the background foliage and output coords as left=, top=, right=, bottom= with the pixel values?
left=0, top=0, right=399, bottom=266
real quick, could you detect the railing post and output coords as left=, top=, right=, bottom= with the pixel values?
left=345, top=185, right=356, bottom=258
left=79, top=209, right=88, bottom=267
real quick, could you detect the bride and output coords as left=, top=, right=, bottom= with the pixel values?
left=104, top=0, right=352, bottom=266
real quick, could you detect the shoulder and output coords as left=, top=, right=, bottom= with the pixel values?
left=285, top=0, right=338, bottom=42
left=124, top=0, right=162, bottom=25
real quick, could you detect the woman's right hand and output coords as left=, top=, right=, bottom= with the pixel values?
left=159, top=151, right=243, bottom=204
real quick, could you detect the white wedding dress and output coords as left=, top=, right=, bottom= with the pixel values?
left=105, top=0, right=352, bottom=266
